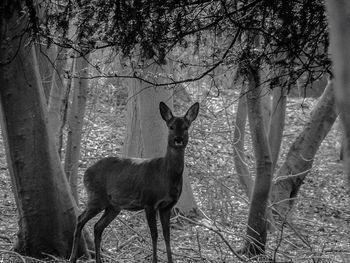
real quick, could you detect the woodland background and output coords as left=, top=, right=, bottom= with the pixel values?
left=0, top=73, right=349, bottom=262
left=1, top=0, right=350, bottom=263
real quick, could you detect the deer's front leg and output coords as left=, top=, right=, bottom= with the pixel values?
left=159, top=207, right=173, bottom=263
left=145, top=206, right=158, bottom=263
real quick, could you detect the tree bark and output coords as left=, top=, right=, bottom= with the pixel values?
left=124, top=85, right=143, bottom=157
left=326, top=1, right=350, bottom=186
left=64, top=55, right=89, bottom=202
left=268, top=86, right=287, bottom=171
left=260, top=85, right=272, bottom=134
left=233, top=86, right=253, bottom=198
left=243, top=65, right=273, bottom=256
left=270, top=80, right=338, bottom=219
left=35, top=44, right=56, bottom=102
left=0, top=5, right=88, bottom=258
left=124, top=63, right=172, bottom=158
left=47, top=47, right=72, bottom=156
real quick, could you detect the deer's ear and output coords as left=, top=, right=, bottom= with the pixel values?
left=159, top=102, right=173, bottom=122
left=185, top=102, right=199, bottom=123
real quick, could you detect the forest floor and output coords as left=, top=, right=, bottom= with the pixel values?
left=0, top=90, right=349, bottom=263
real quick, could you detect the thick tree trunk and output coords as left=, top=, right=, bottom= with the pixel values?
left=134, top=71, right=172, bottom=158
left=64, top=55, right=89, bottom=202
left=271, top=80, right=338, bottom=219
left=35, top=44, right=56, bottom=102
left=268, top=86, right=287, bottom=171
left=174, top=170, right=202, bottom=217
left=47, top=47, right=72, bottom=156
left=243, top=65, right=273, bottom=256
left=233, top=86, right=253, bottom=198
left=124, top=65, right=171, bottom=158
left=124, top=85, right=143, bottom=157
left=233, top=79, right=285, bottom=201
left=326, top=1, right=350, bottom=186
left=0, top=6, right=88, bottom=258
left=260, top=86, right=272, bottom=134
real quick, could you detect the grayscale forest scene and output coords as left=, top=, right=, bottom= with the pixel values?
left=1, top=1, right=350, bottom=262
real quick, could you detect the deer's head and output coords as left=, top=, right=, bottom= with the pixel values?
left=159, top=102, right=199, bottom=149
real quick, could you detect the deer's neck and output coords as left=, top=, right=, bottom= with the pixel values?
left=164, top=146, right=185, bottom=178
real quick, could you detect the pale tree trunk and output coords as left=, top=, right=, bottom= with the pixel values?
left=233, top=81, right=286, bottom=201
left=35, top=44, right=56, bottom=102
left=33, top=0, right=54, bottom=102
left=47, top=47, right=72, bottom=156
left=128, top=66, right=172, bottom=158
left=124, top=85, right=143, bottom=157
left=261, top=77, right=287, bottom=233
left=242, top=65, right=273, bottom=256
left=268, top=86, right=287, bottom=171
left=124, top=60, right=201, bottom=216
left=64, top=54, right=89, bottom=202
left=260, top=85, right=272, bottom=134
left=0, top=5, right=89, bottom=258
left=326, top=1, right=350, bottom=186
left=271, top=80, right=338, bottom=219
left=266, top=85, right=287, bottom=233
left=175, top=171, right=201, bottom=217
left=124, top=64, right=172, bottom=158
left=233, top=85, right=253, bottom=198
left=260, top=63, right=287, bottom=172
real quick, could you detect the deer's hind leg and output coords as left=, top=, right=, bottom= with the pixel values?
left=94, top=205, right=120, bottom=263
left=70, top=195, right=107, bottom=263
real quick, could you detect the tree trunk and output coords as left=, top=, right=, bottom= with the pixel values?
left=35, top=44, right=56, bottom=102
left=260, top=86, right=272, bottom=134
left=268, top=86, right=287, bottom=171
left=135, top=70, right=172, bottom=158
left=326, top=1, right=350, bottom=186
left=271, top=80, right=338, bottom=219
left=47, top=47, right=72, bottom=156
left=0, top=6, right=88, bottom=258
left=233, top=86, right=253, bottom=198
left=174, top=170, right=201, bottom=217
left=124, top=64, right=171, bottom=158
left=124, top=85, right=143, bottom=157
left=64, top=55, right=89, bottom=202
left=242, top=65, right=273, bottom=256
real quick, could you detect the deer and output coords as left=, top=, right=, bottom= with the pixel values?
left=69, top=101, right=199, bottom=263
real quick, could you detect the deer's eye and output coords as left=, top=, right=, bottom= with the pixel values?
left=169, top=126, right=175, bottom=130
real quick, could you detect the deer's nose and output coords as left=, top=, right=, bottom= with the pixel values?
left=174, top=137, right=184, bottom=146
